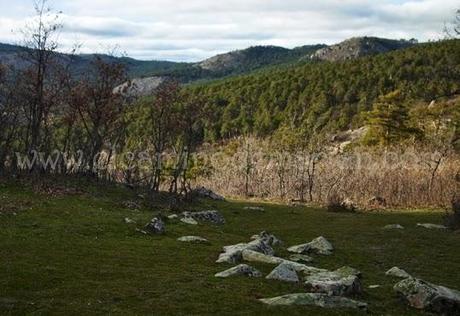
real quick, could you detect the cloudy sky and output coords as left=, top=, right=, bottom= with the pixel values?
left=0, top=0, right=458, bottom=62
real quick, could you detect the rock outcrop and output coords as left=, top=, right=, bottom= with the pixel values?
left=304, top=266, right=363, bottom=296
left=266, top=263, right=299, bottom=283
left=288, top=236, right=334, bottom=255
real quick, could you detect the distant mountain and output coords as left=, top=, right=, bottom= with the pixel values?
left=310, top=37, right=417, bottom=62
left=0, top=37, right=418, bottom=83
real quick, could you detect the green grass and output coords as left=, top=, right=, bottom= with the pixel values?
left=0, top=179, right=459, bottom=315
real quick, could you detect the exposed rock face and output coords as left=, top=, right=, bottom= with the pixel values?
left=304, top=266, right=363, bottom=296
left=384, top=224, right=404, bottom=230
left=289, top=254, right=314, bottom=263
left=288, top=236, right=334, bottom=255
left=394, top=278, right=460, bottom=314
left=144, top=217, right=165, bottom=235
left=417, top=223, right=447, bottom=230
left=312, top=37, right=416, bottom=62
left=259, top=293, right=368, bottom=310
left=192, top=187, right=225, bottom=201
left=177, top=236, right=208, bottom=243
left=215, top=264, right=262, bottom=278
left=386, top=267, right=412, bottom=279
left=183, top=210, right=225, bottom=225
left=266, top=263, right=299, bottom=283
left=113, top=77, right=165, bottom=98
left=217, top=239, right=274, bottom=264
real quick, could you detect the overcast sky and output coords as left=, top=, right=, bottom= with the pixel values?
left=0, top=0, right=458, bottom=62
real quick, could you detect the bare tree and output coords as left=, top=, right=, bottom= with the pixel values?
left=445, top=9, right=460, bottom=38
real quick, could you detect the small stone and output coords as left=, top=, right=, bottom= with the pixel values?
left=167, top=214, right=179, bottom=220
left=215, top=264, right=262, bottom=278
left=369, top=285, right=381, bottom=289
left=386, top=267, right=412, bottom=279
left=180, top=217, right=198, bottom=225
left=266, top=263, right=299, bottom=283
left=182, top=210, right=225, bottom=225
left=288, top=236, right=334, bottom=255
left=177, top=236, right=208, bottom=243
left=144, top=217, right=165, bottom=235
left=289, top=254, right=314, bottom=263
left=417, top=223, right=447, bottom=230
left=384, top=224, right=404, bottom=230
left=124, top=218, right=136, bottom=224
left=244, top=206, right=265, bottom=211
left=135, top=228, right=148, bottom=235
left=259, top=293, right=367, bottom=310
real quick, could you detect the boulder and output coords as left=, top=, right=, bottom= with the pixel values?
left=183, top=210, right=225, bottom=225
left=177, top=236, right=208, bottom=243
left=217, top=238, right=274, bottom=264
left=192, top=187, right=225, bottom=201
left=394, top=277, right=460, bottom=314
left=266, top=263, right=299, bottom=283
left=289, top=254, right=314, bottom=263
left=386, top=267, right=412, bottom=279
left=384, top=224, right=404, bottom=230
left=417, top=223, right=447, bottom=230
left=215, top=264, right=262, bottom=278
left=288, top=236, right=334, bottom=255
left=250, top=231, right=282, bottom=247
left=144, top=217, right=165, bottom=235
left=259, top=293, right=367, bottom=310
left=180, top=217, right=198, bottom=225
left=304, top=266, right=363, bottom=296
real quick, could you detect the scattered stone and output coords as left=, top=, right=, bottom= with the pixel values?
left=417, top=223, right=448, bottom=230
left=124, top=217, right=136, bottom=224
left=384, top=224, right=404, bottom=230
left=386, top=267, right=412, bottom=279
left=369, top=285, right=381, bottom=289
left=215, top=264, right=262, bottom=278
left=244, top=206, right=265, bottom=211
left=394, top=277, right=460, bottom=314
left=122, top=201, right=140, bottom=210
left=192, top=187, right=225, bottom=201
left=288, top=236, right=334, bottom=255
left=266, top=263, right=299, bottom=283
left=217, top=238, right=274, bottom=264
left=167, top=214, right=179, bottom=220
left=135, top=228, right=148, bottom=235
left=304, top=266, right=363, bottom=296
left=182, top=210, right=225, bottom=225
left=250, top=231, right=283, bottom=247
left=180, top=217, right=198, bottom=225
left=144, top=217, right=165, bottom=235
left=177, top=236, right=208, bottom=243
left=289, top=254, right=314, bottom=263
left=259, top=293, right=367, bottom=310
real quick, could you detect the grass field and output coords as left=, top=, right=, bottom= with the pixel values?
left=0, top=179, right=459, bottom=315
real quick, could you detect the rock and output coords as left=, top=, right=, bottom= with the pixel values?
left=122, top=200, right=140, bottom=210
left=144, top=217, right=165, bottom=235
left=394, top=277, right=460, bottom=314
left=250, top=231, right=282, bottom=247
left=417, top=223, right=447, bottom=230
left=368, top=196, right=387, bottom=207
left=289, top=254, right=314, bottom=263
left=167, top=214, right=179, bottom=220
left=266, top=263, right=299, bottom=283
left=288, top=236, right=334, bottom=255
left=369, top=285, right=381, bottom=289
left=135, top=228, right=148, bottom=235
left=341, top=198, right=357, bottom=212
left=180, top=217, right=198, bottom=225
left=215, top=264, right=262, bottom=278
left=114, top=76, right=165, bottom=98
left=386, top=267, right=412, bottom=279
left=124, top=217, right=136, bottom=224
left=244, top=206, right=265, bottom=211
left=183, top=210, right=225, bottom=225
left=177, top=236, right=208, bottom=243
left=304, top=266, right=363, bottom=296
left=259, top=293, right=367, bottom=310
left=242, top=250, right=326, bottom=274
left=217, top=238, right=274, bottom=264
left=192, top=187, right=225, bottom=201
left=384, top=224, right=404, bottom=230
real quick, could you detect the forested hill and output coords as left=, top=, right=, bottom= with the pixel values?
left=187, top=39, right=460, bottom=141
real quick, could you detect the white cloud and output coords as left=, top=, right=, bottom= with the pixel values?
left=0, top=0, right=458, bottom=61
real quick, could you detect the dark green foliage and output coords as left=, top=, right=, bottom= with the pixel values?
left=186, top=40, right=460, bottom=142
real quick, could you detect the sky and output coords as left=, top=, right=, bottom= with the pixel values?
left=0, top=0, right=458, bottom=62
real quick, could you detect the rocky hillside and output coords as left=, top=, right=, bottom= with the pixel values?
left=311, top=37, right=417, bottom=62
